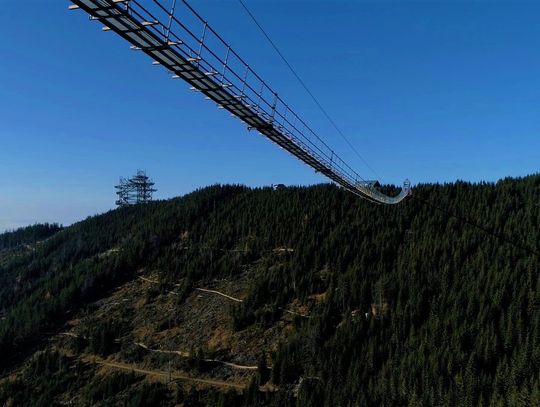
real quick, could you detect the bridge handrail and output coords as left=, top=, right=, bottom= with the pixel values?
left=71, top=0, right=410, bottom=204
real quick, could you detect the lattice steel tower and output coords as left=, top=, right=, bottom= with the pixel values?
left=115, top=170, right=157, bottom=206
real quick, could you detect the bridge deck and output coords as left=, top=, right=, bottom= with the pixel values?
left=71, top=0, right=410, bottom=204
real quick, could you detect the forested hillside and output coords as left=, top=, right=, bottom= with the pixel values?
left=0, top=223, right=62, bottom=251
left=0, top=176, right=539, bottom=406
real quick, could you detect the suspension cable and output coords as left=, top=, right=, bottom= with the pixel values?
left=412, top=193, right=539, bottom=258
left=237, top=0, right=384, bottom=182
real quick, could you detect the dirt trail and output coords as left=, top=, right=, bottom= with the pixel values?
left=138, top=276, right=243, bottom=303
left=212, top=360, right=258, bottom=370
left=134, top=342, right=258, bottom=370
left=194, top=287, right=243, bottom=302
left=138, top=274, right=307, bottom=318
left=80, top=354, right=246, bottom=390
left=135, top=342, right=190, bottom=357
left=138, top=276, right=159, bottom=284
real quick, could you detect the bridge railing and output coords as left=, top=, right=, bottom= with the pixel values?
left=121, top=0, right=368, bottom=186
left=73, top=0, right=410, bottom=203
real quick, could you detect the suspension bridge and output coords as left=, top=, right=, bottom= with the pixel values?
left=69, top=0, right=411, bottom=204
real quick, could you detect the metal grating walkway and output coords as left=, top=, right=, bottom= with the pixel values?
left=70, top=0, right=410, bottom=204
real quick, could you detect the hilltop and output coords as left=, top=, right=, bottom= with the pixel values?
left=0, top=178, right=539, bottom=406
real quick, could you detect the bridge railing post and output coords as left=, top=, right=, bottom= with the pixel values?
left=196, top=21, right=208, bottom=66
left=281, top=105, right=289, bottom=131
left=165, top=0, right=177, bottom=42
left=269, top=92, right=278, bottom=124
left=255, top=83, right=264, bottom=116
left=221, top=45, right=231, bottom=86
left=238, top=65, right=249, bottom=101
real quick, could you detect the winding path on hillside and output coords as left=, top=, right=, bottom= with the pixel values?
left=80, top=354, right=247, bottom=390
left=134, top=342, right=259, bottom=370
left=194, top=287, right=243, bottom=302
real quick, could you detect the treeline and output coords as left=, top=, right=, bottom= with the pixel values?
left=0, top=223, right=62, bottom=251
left=0, top=177, right=539, bottom=405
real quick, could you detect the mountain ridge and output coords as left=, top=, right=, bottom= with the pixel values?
left=0, top=178, right=539, bottom=406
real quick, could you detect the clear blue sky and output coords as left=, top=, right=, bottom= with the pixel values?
left=1, top=1, right=539, bottom=231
